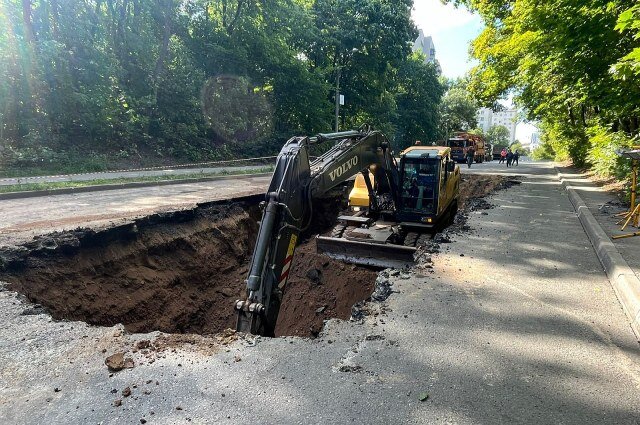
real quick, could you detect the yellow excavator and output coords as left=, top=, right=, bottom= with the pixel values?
left=235, top=128, right=460, bottom=335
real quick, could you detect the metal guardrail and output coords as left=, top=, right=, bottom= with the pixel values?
left=0, top=156, right=279, bottom=183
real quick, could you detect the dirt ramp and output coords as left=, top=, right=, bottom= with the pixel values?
left=459, top=175, right=520, bottom=208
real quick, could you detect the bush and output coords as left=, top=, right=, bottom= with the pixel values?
left=586, top=123, right=634, bottom=179
left=531, top=140, right=556, bottom=160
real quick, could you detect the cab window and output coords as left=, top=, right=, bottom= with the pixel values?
left=400, top=159, right=438, bottom=213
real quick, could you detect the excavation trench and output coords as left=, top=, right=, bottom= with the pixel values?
left=0, top=194, right=377, bottom=337
left=0, top=174, right=516, bottom=339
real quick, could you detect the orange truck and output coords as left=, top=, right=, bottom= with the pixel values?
left=446, top=132, right=487, bottom=164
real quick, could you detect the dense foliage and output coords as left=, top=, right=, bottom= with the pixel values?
left=0, top=0, right=444, bottom=172
left=449, top=0, right=640, bottom=176
left=484, top=125, right=509, bottom=149
left=438, top=79, right=478, bottom=137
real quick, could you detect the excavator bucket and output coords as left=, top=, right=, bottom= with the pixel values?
left=316, top=235, right=416, bottom=269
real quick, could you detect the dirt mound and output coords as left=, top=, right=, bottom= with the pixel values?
left=0, top=199, right=376, bottom=338
left=459, top=175, right=520, bottom=209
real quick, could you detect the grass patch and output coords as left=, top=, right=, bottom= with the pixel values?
left=0, top=167, right=274, bottom=194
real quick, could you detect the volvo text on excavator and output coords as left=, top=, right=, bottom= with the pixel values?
left=235, top=128, right=460, bottom=336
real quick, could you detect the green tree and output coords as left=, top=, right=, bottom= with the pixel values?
left=509, top=141, right=529, bottom=156
left=0, top=0, right=443, bottom=173
left=393, top=54, right=444, bottom=149
left=485, top=125, right=510, bottom=148
left=612, top=4, right=640, bottom=78
left=448, top=0, right=640, bottom=172
left=307, top=0, right=417, bottom=135
left=438, top=81, right=478, bottom=137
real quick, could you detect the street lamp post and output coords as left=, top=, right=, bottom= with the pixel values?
left=334, top=66, right=341, bottom=132
left=334, top=48, right=358, bottom=132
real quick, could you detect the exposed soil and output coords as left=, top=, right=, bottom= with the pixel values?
left=459, top=174, right=520, bottom=209
left=2, top=202, right=257, bottom=335
left=275, top=241, right=375, bottom=337
left=0, top=194, right=376, bottom=338
left=0, top=174, right=514, bottom=339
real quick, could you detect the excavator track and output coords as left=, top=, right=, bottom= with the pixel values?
left=318, top=222, right=437, bottom=267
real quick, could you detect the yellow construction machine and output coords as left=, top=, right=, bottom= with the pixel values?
left=318, top=145, right=460, bottom=267
left=235, top=129, right=460, bottom=335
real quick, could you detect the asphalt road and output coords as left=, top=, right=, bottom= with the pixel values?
left=0, top=174, right=271, bottom=247
left=0, top=160, right=639, bottom=424
left=461, top=156, right=533, bottom=176
left=0, top=156, right=519, bottom=247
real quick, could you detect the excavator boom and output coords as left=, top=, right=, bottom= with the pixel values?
left=235, top=129, right=398, bottom=335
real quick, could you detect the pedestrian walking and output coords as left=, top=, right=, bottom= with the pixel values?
left=513, top=150, right=520, bottom=166
left=499, top=148, right=507, bottom=164
left=466, top=147, right=475, bottom=168
left=506, top=150, right=513, bottom=167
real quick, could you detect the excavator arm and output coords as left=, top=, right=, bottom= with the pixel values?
left=235, top=129, right=398, bottom=336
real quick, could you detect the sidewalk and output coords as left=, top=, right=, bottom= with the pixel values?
left=556, top=166, right=640, bottom=281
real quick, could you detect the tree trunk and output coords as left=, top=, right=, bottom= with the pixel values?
left=630, top=116, right=638, bottom=134
left=153, top=6, right=172, bottom=100
left=222, top=0, right=227, bottom=28
left=226, top=0, right=246, bottom=35
left=22, top=0, right=36, bottom=43
left=91, top=0, right=102, bottom=38
left=568, top=107, right=576, bottom=127
left=50, top=0, right=60, bottom=38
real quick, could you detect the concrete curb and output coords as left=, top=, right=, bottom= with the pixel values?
left=556, top=167, right=640, bottom=340
left=0, top=172, right=273, bottom=201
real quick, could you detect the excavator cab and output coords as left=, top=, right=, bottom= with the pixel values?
left=348, top=146, right=457, bottom=225
left=398, top=154, right=438, bottom=217
left=396, top=146, right=458, bottom=226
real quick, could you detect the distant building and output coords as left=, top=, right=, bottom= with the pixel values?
left=475, top=107, right=518, bottom=143
left=530, top=131, right=540, bottom=149
left=523, top=128, right=541, bottom=149
left=476, top=108, right=492, bottom=133
left=515, top=121, right=541, bottom=150
left=413, top=30, right=441, bottom=73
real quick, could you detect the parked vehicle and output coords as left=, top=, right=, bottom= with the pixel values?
left=492, top=145, right=503, bottom=160
left=446, top=132, right=486, bottom=164
left=485, top=143, right=494, bottom=162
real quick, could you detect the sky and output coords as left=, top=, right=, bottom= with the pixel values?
left=411, top=1, right=540, bottom=140
left=411, top=0, right=484, bottom=80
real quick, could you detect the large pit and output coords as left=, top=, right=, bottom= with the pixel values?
left=0, top=194, right=377, bottom=338
left=0, top=175, right=516, bottom=339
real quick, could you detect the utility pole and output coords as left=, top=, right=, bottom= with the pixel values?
left=334, top=66, right=341, bottom=132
